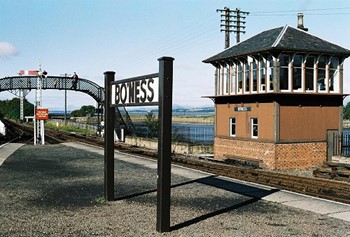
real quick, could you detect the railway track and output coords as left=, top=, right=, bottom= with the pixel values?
left=4, top=119, right=350, bottom=204
left=1, top=120, right=33, bottom=144
left=173, top=157, right=350, bottom=204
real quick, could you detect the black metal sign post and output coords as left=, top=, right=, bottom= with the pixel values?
left=156, top=57, right=174, bottom=232
left=104, top=71, right=116, bottom=201
left=105, top=57, right=174, bottom=233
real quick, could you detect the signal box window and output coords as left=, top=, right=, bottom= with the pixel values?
left=229, top=117, right=236, bottom=137
left=251, top=118, right=258, bottom=138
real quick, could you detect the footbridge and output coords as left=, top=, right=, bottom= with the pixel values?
left=0, top=75, right=104, bottom=103
left=0, top=75, right=135, bottom=136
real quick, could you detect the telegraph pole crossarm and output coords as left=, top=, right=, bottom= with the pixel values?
left=217, top=7, right=249, bottom=48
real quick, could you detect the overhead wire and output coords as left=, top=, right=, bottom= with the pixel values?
left=127, top=11, right=219, bottom=67
left=148, top=6, right=350, bottom=55
left=120, top=6, right=350, bottom=77
left=251, top=12, right=350, bottom=16
left=252, top=7, right=350, bottom=13
left=250, top=7, right=350, bottom=16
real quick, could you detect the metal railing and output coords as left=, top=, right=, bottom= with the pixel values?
left=0, top=76, right=105, bottom=103
left=330, top=132, right=350, bottom=157
left=0, top=75, right=135, bottom=138
left=49, top=119, right=98, bottom=133
left=49, top=119, right=214, bottom=144
left=134, top=123, right=214, bottom=144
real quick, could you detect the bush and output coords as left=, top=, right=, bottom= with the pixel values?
left=145, top=112, right=159, bottom=138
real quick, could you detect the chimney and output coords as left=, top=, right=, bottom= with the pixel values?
left=297, top=13, right=308, bottom=31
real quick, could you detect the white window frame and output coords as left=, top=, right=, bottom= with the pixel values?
left=305, top=55, right=316, bottom=92
left=230, top=64, right=237, bottom=95
left=259, top=58, right=266, bottom=93
left=237, top=63, right=243, bottom=94
left=244, top=62, right=250, bottom=94
left=251, top=60, right=258, bottom=93
left=279, top=54, right=291, bottom=92
left=329, top=56, right=340, bottom=93
left=223, top=65, right=229, bottom=95
left=292, top=54, right=303, bottom=92
left=215, top=67, right=220, bottom=95
left=267, top=56, right=274, bottom=92
left=251, top=118, right=258, bottom=139
left=229, top=117, right=236, bottom=137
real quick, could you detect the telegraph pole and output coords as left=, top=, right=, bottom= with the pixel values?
left=60, top=73, right=71, bottom=125
left=217, top=7, right=249, bottom=48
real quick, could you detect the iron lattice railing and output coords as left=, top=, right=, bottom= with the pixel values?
left=0, top=76, right=105, bottom=103
left=0, top=75, right=134, bottom=136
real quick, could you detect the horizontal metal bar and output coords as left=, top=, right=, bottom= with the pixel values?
left=111, top=73, right=159, bottom=85
left=111, top=101, right=159, bottom=107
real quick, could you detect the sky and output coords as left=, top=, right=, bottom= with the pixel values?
left=1, top=0, right=350, bottom=111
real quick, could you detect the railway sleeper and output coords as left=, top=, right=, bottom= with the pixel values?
left=224, top=155, right=263, bottom=169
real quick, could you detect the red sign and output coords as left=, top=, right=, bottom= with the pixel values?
left=36, top=108, right=49, bottom=120
left=19, top=70, right=39, bottom=76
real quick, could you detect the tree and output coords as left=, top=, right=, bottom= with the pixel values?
left=0, top=98, right=34, bottom=120
left=80, top=105, right=95, bottom=116
left=23, top=99, right=34, bottom=116
left=70, top=109, right=80, bottom=117
left=71, top=105, right=96, bottom=117
left=344, top=102, right=350, bottom=119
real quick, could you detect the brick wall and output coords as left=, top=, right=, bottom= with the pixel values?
left=214, top=137, right=276, bottom=169
left=214, top=137, right=327, bottom=170
left=275, top=142, right=326, bottom=169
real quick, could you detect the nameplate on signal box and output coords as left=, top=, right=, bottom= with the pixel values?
left=234, top=106, right=251, bottom=112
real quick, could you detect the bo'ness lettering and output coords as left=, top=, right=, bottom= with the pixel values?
left=111, top=77, right=158, bottom=106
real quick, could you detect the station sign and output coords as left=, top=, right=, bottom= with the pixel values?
left=35, top=108, right=49, bottom=120
left=110, top=73, right=159, bottom=107
left=234, top=106, right=251, bottom=112
left=104, top=57, right=174, bottom=233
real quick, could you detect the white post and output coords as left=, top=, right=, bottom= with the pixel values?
left=325, top=63, right=330, bottom=93
left=121, top=128, right=125, bottom=142
left=33, top=112, right=37, bottom=145
left=34, top=87, right=37, bottom=145
left=37, top=64, right=45, bottom=145
left=19, top=90, right=24, bottom=121
left=41, top=120, right=45, bottom=145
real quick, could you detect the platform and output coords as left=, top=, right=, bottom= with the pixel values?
left=63, top=143, right=350, bottom=223
left=0, top=142, right=24, bottom=166
left=0, top=142, right=349, bottom=236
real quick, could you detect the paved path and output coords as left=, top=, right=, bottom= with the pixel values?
left=1, top=142, right=349, bottom=236
left=0, top=142, right=24, bottom=166
left=64, top=142, right=350, bottom=223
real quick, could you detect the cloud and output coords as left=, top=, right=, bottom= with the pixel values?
left=0, top=42, right=18, bottom=57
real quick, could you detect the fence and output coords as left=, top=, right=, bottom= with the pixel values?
left=49, top=119, right=98, bottom=134
left=330, top=132, right=350, bottom=157
left=49, top=119, right=214, bottom=144
left=134, top=123, right=214, bottom=144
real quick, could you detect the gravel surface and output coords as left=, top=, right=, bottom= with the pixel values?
left=1, top=143, right=350, bottom=237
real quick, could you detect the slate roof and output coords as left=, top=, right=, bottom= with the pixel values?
left=203, top=25, right=350, bottom=63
